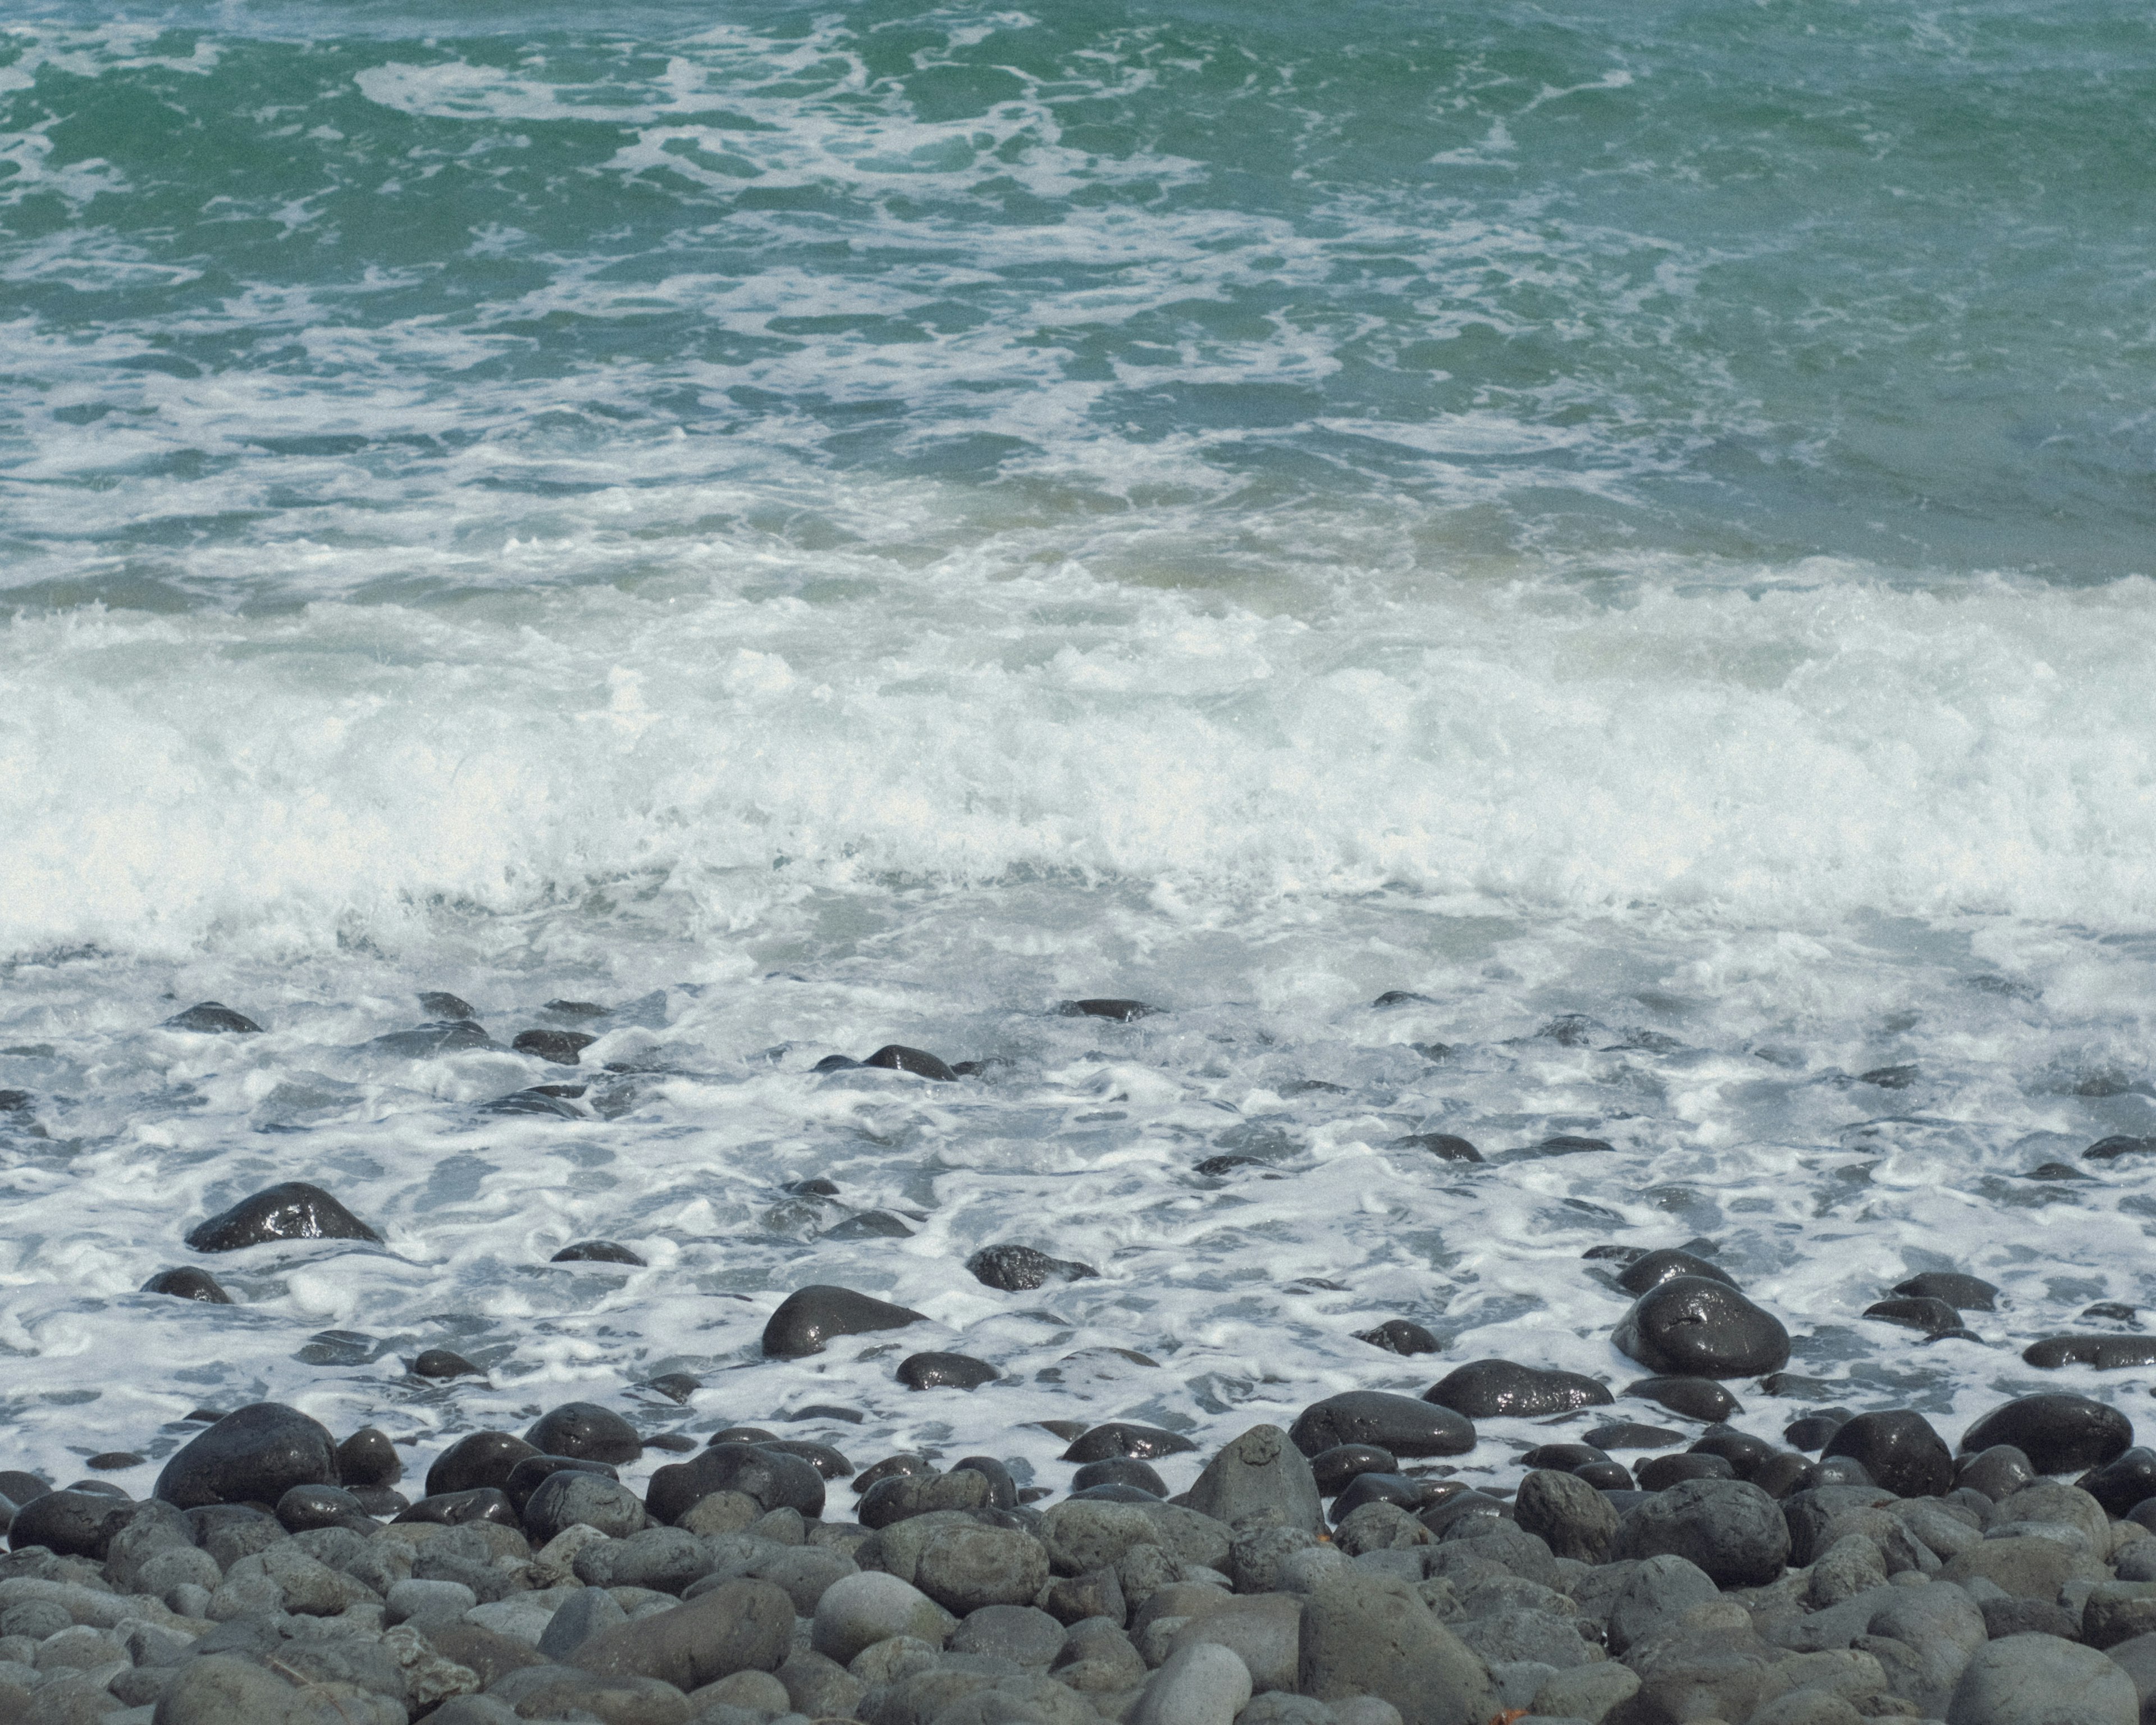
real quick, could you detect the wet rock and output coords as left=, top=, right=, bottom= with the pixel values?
left=1392, top=1133, right=1483, bottom=1163
left=524, top=1402, right=641, bottom=1464
left=2086, top=1135, right=2156, bottom=1161
left=1356, top=1319, right=1442, bottom=1354
left=864, top=1044, right=957, bottom=1080
left=140, top=1266, right=232, bottom=1303
left=551, top=1240, right=646, bottom=1265
left=1627, top=1376, right=1741, bottom=1422
left=966, top=1244, right=1099, bottom=1291
left=1961, top=1393, right=2132, bottom=1473
left=396, top=1487, right=518, bottom=1528
left=952, top=1601, right=1066, bottom=1667
left=1613, top=1276, right=1790, bottom=1378
left=1689, top=1427, right=1778, bottom=1480
left=1514, top=1469, right=1619, bottom=1563
left=1288, top=1391, right=1476, bottom=1458
left=1524, top=1134, right=1614, bottom=1156
left=1616, top=1476, right=1789, bottom=1585
left=184, top=1181, right=382, bottom=1252
left=1864, top=1295, right=1965, bottom=1336
left=2025, top=1335, right=2156, bottom=1369
left=504, top=1454, right=616, bottom=1514
left=523, top=1470, right=645, bottom=1542
left=1298, top=1569, right=1496, bottom=1725
left=1582, top=1420, right=1687, bottom=1450
left=1945, top=1633, right=2135, bottom=1725
left=274, top=1484, right=374, bottom=1533
left=898, top=1350, right=999, bottom=1390
left=418, top=991, right=475, bottom=1019
left=426, top=1431, right=538, bottom=1497
left=1637, top=1452, right=1736, bottom=1490
left=761, top=1285, right=927, bottom=1357
left=1894, top=1271, right=1999, bottom=1310
left=1824, top=1404, right=1954, bottom=1496
left=154, top=1402, right=340, bottom=1509
left=1423, top=1359, right=1612, bottom=1418
left=1309, top=1444, right=1397, bottom=1496
left=412, top=1349, right=479, bottom=1380
left=645, top=1442, right=826, bottom=1524
left=164, top=1002, right=262, bottom=1034
left=1185, top=1424, right=1322, bottom=1532
left=5, top=1489, right=125, bottom=1558
left=2082, top=1446, right=2156, bottom=1517
left=824, top=1208, right=915, bottom=1239
left=512, top=1028, right=595, bottom=1064
left=1616, top=1249, right=1738, bottom=1295
left=1061, top=999, right=1157, bottom=1021
left=1784, top=1411, right=1852, bottom=1452
left=1062, top=1423, right=1197, bottom=1463
left=373, top=1019, right=498, bottom=1057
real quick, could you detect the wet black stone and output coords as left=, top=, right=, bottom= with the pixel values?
left=1581, top=1421, right=1688, bottom=1450
left=7, top=1489, right=127, bottom=1557
left=426, top=1431, right=540, bottom=1498
left=641, top=1373, right=700, bottom=1404
left=1373, top=991, right=1435, bottom=1008
left=481, top=1088, right=582, bottom=1118
left=1617, top=1249, right=1738, bottom=1295
left=1392, top=1133, right=1483, bottom=1163
left=1863, top=1295, right=1964, bottom=1336
left=140, top=1267, right=232, bottom=1303
left=2077, top=1446, right=2156, bottom=1516
left=66, top=1480, right=129, bottom=1498
left=1783, top=1412, right=1851, bottom=1453
left=1575, top=1460, right=1637, bottom=1490
left=756, top=1440, right=853, bottom=1480
left=276, top=1484, right=375, bottom=1533
left=812, top=1055, right=863, bottom=1073
left=1688, top=1427, right=1776, bottom=1481
left=1758, top=1372, right=1840, bottom=1400
left=826, top=1210, right=915, bottom=1240
left=1961, top=1393, right=2133, bottom=1473
left=897, top=1350, right=999, bottom=1391
left=1330, top=1472, right=1423, bottom=1521
left=863, top=1044, right=957, bottom=1081
left=513, top=1029, right=595, bottom=1065
left=1309, top=1444, right=1397, bottom=1496
left=1288, top=1390, right=1476, bottom=1459
left=1061, top=1423, right=1197, bottom=1463
left=965, top=1243, right=1100, bottom=1292
left=2085, top=1302, right=2140, bottom=1324
left=1071, top=1458, right=1167, bottom=1496
left=1068, top=1483, right=1160, bottom=1504
left=1815, top=1455, right=1875, bottom=1487
left=185, top=1181, right=381, bottom=1253
left=1356, top=1320, right=1441, bottom=1356
left=1627, top=1377, right=1742, bottom=1422
left=1822, top=1409, right=1952, bottom=1497
left=336, top=1429, right=399, bottom=1488
left=1750, top=1453, right=1822, bottom=1500
left=1526, top=1135, right=1614, bottom=1157
left=182, top=1410, right=226, bottom=1424
left=1419, top=1489, right=1510, bottom=1537
left=785, top=1178, right=840, bottom=1198
left=2086, top=1135, right=2156, bottom=1161
left=165, top=1002, right=262, bottom=1035
left=350, top=1486, right=408, bottom=1517
left=1423, top=1359, right=1613, bottom=1418
left=1059, top=999, right=1158, bottom=1021
left=1637, top=1453, right=1735, bottom=1491
left=1584, top=1244, right=1647, bottom=1265
left=2026, top=1334, right=2156, bottom=1369
left=1856, top=1065, right=1916, bottom=1089
left=394, top=1487, right=519, bottom=1528
left=85, top=1453, right=142, bottom=1471
left=951, top=1457, right=1020, bottom=1510
left=1195, top=1154, right=1266, bottom=1176
left=1893, top=1272, right=1999, bottom=1311
left=1613, top=1276, right=1790, bottom=1379
left=0, top=1473, right=48, bottom=1507
left=418, top=992, right=476, bottom=1020
left=412, top=1349, right=480, bottom=1380
left=646, top=1433, right=697, bottom=1453
left=543, top=1000, right=609, bottom=1019
left=524, top=1403, right=641, bottom=1465
left=154, top=1403, right=340, bottom=1510
left=373, top=1020, right=498, bottom=1057
left=503, top=1455, right=618, bottom=1514
left=1522, top=1443, right=1613, bottom=1472
left=852, top=1454, right=935, bottom=1495
left=2025, top=1162, right=2091, bottom=1180
left=552, top=1240, right=645, bottom=1266
left=645, top=1443, right=825, bottom=1524
left=761, top=1285, right=928, bottom=1358
left=783, top=1405, right=865, bottom=1424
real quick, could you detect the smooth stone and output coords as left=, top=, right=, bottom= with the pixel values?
left=1309, top=1445, right=1397, bottom=1496
left=1298, top=1569, right=1495, bottom=1725
left=1627, top=1376, right=1741, bottom=1421
left=1330, top=1472, right=1424, bottom=1522
left=1288, top=1392, right=1476, bottom=1459
left=1616, top=1249, right=1737, bottom=1295
left=824, top=1209, right=915, bottom=1239
left=525, top=1402, right=642, bottom=1464
left=503, top=1454, right=618, bottom=1514
left=1688, top=1427, right=1777, bottom=1480
left=1784, top=1412, right=1851, bottom=1453
left=412, top=1349, right=479, bottom=1380
left=418, top=991, right=475, bottom=1018
left=1522, top=1442, right=1611, bottom=1470
left=1061, top=999, right=1157, bottom=1021
left=2085, top=1136, right=2156, bottom=1161
left=551, top=1240, right=646, bottom=1265
left=1616, top=1476, right=1788, bottom=1585
left=853, top=1454, right=935, bottom=1495
left=897, top=1352, right=999, bottom=1391
left=1392, top=1133, right=1483, bottom=1163
left=812, top=1570, right=956, bottom=1664
left=912, top=1522, right=1050, bottom=1613
left=2080, top=1447, right=2156, bottom=1517
left=1356, top=1320, right=1442, bottom=1355
left=85, top=1450, right=143, bottom=1470
left=5, top=1490, right=125, bottom=1558
left=2025, top=1335, right=2156, bottom=1369
left=1060, top=1424, right=1197, bottom=1463
left=1184, top=1423, right=1323, bottom=1533
left=1513, top=1470, right=1618, bottom=1564
left=756, top=1439, right=854, bottom=1479
left=1962, top=1395, right=2133, bottom=1473
left=513, top=1028, right=595, bottom=1064
left=862, top=1044, right=957, bottom=1081
left=1865, top=1295, right=1965, bottom=1335
left=1636, top=1453, right=1734, bottom=1490
left=536, top=1583, right=628, bottom=1658
left=949, top=1455, right=1021, bottom=1510
left=164, top=1002, right=261, bottom=1034
left=0, top=1473, right=49, bottom=1506
left=645, top=1443, right=826, bottom=1524
left=184, top=1181, right=381, bottom=1252
left=1581, top=1421, right=1687, bottom=1451
left=1612, top=1276, right=1790, bottom=1378
left=273, top=1484, right=374, bottom=1533
left=1072, top=1458, right=1168, bottom=1497
left=1895, top=1272, right=1999, bottom=1311
left=139, top=1267, right=232, bottom=1303
left=1575, top=1459, right=1637, bottom=1491
left=1944, top=1633, right=2135, bottom=1725
left=951, top=1603, right=1066, bottom=1668
left=965, top=1244, right=1099, bottom=1290
left=1423, top=1359, right=1612, bottom=1418
left=1821, top=1409, right=1952, bottom=1497
left=374, top=1019, right=497, bottom=1056
left=1129, top=1640, right=1252, bottom=1725
left=426, top=1431, right=539, bottom=1496
left=761, top=1285, right=927, bottom=1357
left=523, top=1470, right=645, bottom=1542
left=153, top=1402, right=339, bottom=1509
left=1524, top=1135, right=1614, bottom=1157
left=395, top=1486, right=519, bottom=1527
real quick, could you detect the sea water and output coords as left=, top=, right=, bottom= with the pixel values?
left=3, top=0, right=2155, bottom=1495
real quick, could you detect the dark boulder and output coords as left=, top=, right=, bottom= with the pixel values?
left=1616, top=1477, right=1789, bottom=1585
left=275, top=1485, right=374, bottom=1534
left=1059, top=1000, right=1157, bottom=1021
left=7, top=1490, right=127, bottom=1558
left=165, top=1002, right=262, bottom=1034
left=1072, top=1458, right=1167, bottom=1496
left=1060, top=1423, right=1196, bottom=1463
left=2079, top=1447, right=2156, bottom=1517
left=1617, top=1249, right=1738, bottom=1296
left=336, top=1429, right=400, bottom=1487
left=1582, top=1421, right=1687, bottom=1450
left=1863, top=1296, right=1965, bottom=1336
left=140, top=1267, right=231, bottom=1303
left=966, top=1244, right=1099, bottom=1290
left=1392, top=1133, right=1483, bottom=1163
left=1525, top=1135, right=1614, bottom=1157
left=761, top=1286, right=927, bottom=1357
left=645, top=1444, right=825, bottom=1525
left=1612, top=1276, right=1789, bottom=1378
left=1330, top=1472, right=1423, bottom=1521
left=1893, top=1271, right=1999, bottom=1310
left=552, top=1240, right=645, bottom=1266
left=525, top=1403, right=641, bottom=1465
left=1355, top=1319, right=1440, bottom=1355
left=2025, top=1335, right=2156, bottom=1370
left=513, top=1029, right=595, bottom=1065
left=184, top=1182, right=381, bottom=1253
left=504, top=1456, right=617, bottom=1515
left=757, top=1440, right=852, bottom=1479
left=897, top=1351, right=999, bottom=1390
left=426, top=1431, right=540, bottom=1498
left=1287, top=1390, right=1475, bottom=1458
left=412, top=1349, right=479, bottom=1380
left=1638, top=1452, right=1737, bottom=1490
left=1822, top=1410, right=1952, bottom=1497
left=1628, top=1377, right=1741, bottom=1422
left=863, top=1044, right=957, bottom=1081
left=395, top=1488, right=519, bottom=1528
left=418, top=992, right=476, bottom=1019
left=523, top=1470, right=645, bottom=1542
left=154, top=1403, right=340, bottom=1509
left=1961, top=1394, right=2132, bottom=1473
left=1423, top=1359, right=1611, bottom=1418
left=1689, top=1428, right=1776, bottom=1481
left=373, top=1020, right=498, bottom=1056
left=2086, top=1135, right=2156, bottom=1161
left=1309, top=1444, right=1396, bottom=1495
left=1783, top=1412, right=1849, bottom=1453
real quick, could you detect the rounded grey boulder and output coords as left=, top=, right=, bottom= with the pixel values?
left=1615, top=1476, right=1789, bottom=1586
left=913, top=1522, right=1050, bottom=1614
left=1945, top=1633, right=2136, bottom=1725
left=1514, top=1468, right=1619, bottom=1564
left=812, top=1569, right=956, bottom=1664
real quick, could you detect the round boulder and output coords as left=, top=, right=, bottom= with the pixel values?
left=1822, top=1410, right=1952, bottom=1499
left=524, top=1402, right=642, bottom=1464
left=1612, top=1277, right=1790, bottom=1378
left=1614, top=1477, right=1789, bottom=1586
left=812, top=1569, right=956, bottom=1664
left=913, top=1522, right=1050, bottom=1614
left=183, top=1182, right=380, bottom=1252
left=153, top=1403, right=340, bottom=1510
left=1945, top=1633, right=2135, bottom=1725
left=1962, top=1394, right=2133, bottom=1474
left=761, top=1285, right=926, bottom=1358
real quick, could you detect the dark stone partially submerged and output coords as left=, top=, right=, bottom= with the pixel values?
left=1822, top=1409, right=1952, bottom=1498
left=184, top=1182, right=382, bottom=1253
left=1391, top=1133, right=1483, bottom=1163
left=1059, top=999, right=1158, bottom=1021
left=1612, top=1276, right=1790, bottom=1379
left=897, top=1351, right=999, bottom=1390
left=1356, top=1319, right=1440, bottom=1356
left=1894, top=1271, right=1999, bottom=1310
left=1628, top=1377, right=1742, bottom=1422
left=551, top=1240, right=646, bottom=1266
left=1422, top=1359, right=1612, bottom=1418
left=7, top=1490, right=128, bottom=1558
left=1960, top=1393, right=2132, bottom=1473
left=761, top=1286, right=927, bottom=1358
left=966, top=1243, right=1101, bottom=1291
left=525, top=1403, right=642, bottom=1466
left=645, top=1443, right=826, bottom=1524
left=426, top=1432, right=541, bottom=1498
left=154, top=1403, right=341, bottom=1510
left=165, top=1002, right=262, bottom=1034
left=2025, top=1335, right=2156, bottom=1370
left=140, top=1267, right=232, bottom=1303
left=1288, top=1390, right=1476, bottom=1458
left=1061, top=1423, right=1196, bottom=1463
left=513, top=1029, right=596, bottom=1065
left=863, top=1044, right=957, bottom=1081
left=1617, top=1249, right=1738, bottom=1296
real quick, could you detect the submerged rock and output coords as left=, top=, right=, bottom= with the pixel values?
left=1864, top=1295, right=1965, bottom=1335
left=1627, top=1376, right=1741, bottom=1421
left=1391, top=1133, right=1483, bottom=1163
left=372, top=1019, right=497, bottom=1057
left=140, top=1266, right=232, bottom=1303
left=2025, top=1334, right=2156, bottom=1370
left=551, top=1240, right=646, bottom=1266
left=1612, top=1276, right=1790, bottom=1378
left=1288, top=1391, right=1475, bottom=1458
left=411, top=1348, right=479, bottom=1380
left=1060, top=998, right=1158, bottom=1021
left=1355, top=1319, right=1440, bottom=1355
left=164, top=1002, right=262, bottom=1034
left=761, top=1285, right=928, bottom=1358
left=1894, top=1271, right=1999, bottom=1309
left=154, top=1402, right=341, bottom=1510
left=897, top=1351, right=999, bottom=1390
left=525, top=1402, right=642, bottom=1465
left=184, top=1181, right=382, bottom=1253
left=1616, top=1248, right=1737, bottom=1295
left=512, top=1028, right=595, bottom=1065
left=1062, top=1423, right=1197, bottom=1463
left=863, top=1044, right=958, bottom=1081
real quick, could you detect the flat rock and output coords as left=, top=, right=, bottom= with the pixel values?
left=1962, top=1394, right=2134, bottom=1474
left=1061, top=1423, right=1196, bottom=1463
left=2025, top=1335, right=2156, bottom=1370
left=1288, top=1392, right=1475, bottom=1459
left=1422, top=1359, right=1611, bottom=1418
left=154, top=1402, right=340, bottom=1510
left=184, top=1181, right=381, bottom=1252
left=761, top=1285, right=927, bottom=1357
left=1612, top=1276, right=1790, bottom=1378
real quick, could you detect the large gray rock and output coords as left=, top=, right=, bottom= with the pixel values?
left=538, top=1584, right=629, bottom=1658
left=1616, top=1622, right=1781, bottom=1725
left=1943, top=1534, right=2108, bottom=1599
left=568, top=1575, right=792, bottom=1690
left=1605, top=1554, right=1720, bottom=1655
left=812, top=1568, right=956, bottom=1664
left=1947, top=1635, right=2137, bottom=1725
left=1616, top=1478, right=1789, bottom=1587
left=913, top=1522, right=1050, bottom=1614
left=1170, top=1593, right=1304, bottom=1692
left=1298, top=1569, right=1497, bottom=1725
left=151, top=1654, right=362, bottom=1725
left=1038, top=1500, right=1161, bottom=1576
left=1861, top=1583, right=1988, bottom=1714
left=2101, top=1630, right=2156, bottom=1725
left=1185, top=1425, right=1323, bottom=1534
left=1128, top=1641, right=1253, bottom=1725
left=1514, top=1471, right=1618, bottom=1565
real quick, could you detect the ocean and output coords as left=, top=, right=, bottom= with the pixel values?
left=3, top=0, right=2154, bottom=1499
